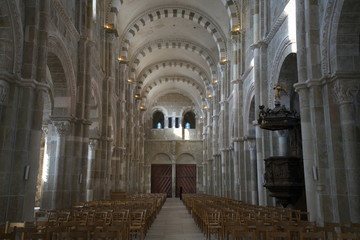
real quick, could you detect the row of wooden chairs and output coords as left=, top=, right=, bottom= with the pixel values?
left=183, top=194, right=360, bottom=240
left=1, top=193, right=166, bottom=240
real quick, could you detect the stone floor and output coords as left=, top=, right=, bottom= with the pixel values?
left=144, top=198, right=205, bottom=240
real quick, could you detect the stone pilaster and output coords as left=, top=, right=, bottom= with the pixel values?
left=86, top=138, right=98, bottom=201
left=333, top=78, right=360, bottom=222
left=294, top=83, right=318, bottom=221
left=246, top=137, right=258, bottom=205
left=41, top=119, right=71, bottom=209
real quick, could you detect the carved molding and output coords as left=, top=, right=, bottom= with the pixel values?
left=333, top=81, right=360, bottom=105
left=320, top=0, right=337, bottom=76
left=42, top=125, right=49, bottom=135
left=263, top=10, right=288, bottom=44
left=6, top=0, right=23, bottom=74
left=51, top=0, right=80, bottom=40
left=129, top=39, right=217, bottom=78
left=48, top=34, right=77, bottom=111
left=269, top=36, right=295, bottom=107
left=119, top=6, right=227, bottom=60
left=53, top=121, right=71, bottom=136
left=0, top=80, right=9, bottom=105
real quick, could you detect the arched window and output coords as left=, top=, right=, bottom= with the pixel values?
left=183, top=111, right=196, bottom=129
left=152, top=111, right=164, bottom=129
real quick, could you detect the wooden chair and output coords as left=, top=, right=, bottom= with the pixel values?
left=232, top=231, right=257, bottom=240
left=266, top=231, right=291, bottom=240
left=205, top=211, right=223, bottom=240
left=92, top=231, right=120, bottom=240
left=283, top=225, right=304, bottom=240
left=104, top=225, right=127, bottom=240
left=0, top=232, right=15, bottom=240
left=57, top=231, right=89, bottom=240
left=299, top=231, right=326, bottom=240
left=22, top=232, right=51, bottom=240
left=231, top=226, right=249, bottom=240
left=111, top=210, right=129, bottom=224
left=4, top=222, right=26, bottom=233
left=129, top=211, right=146, bottom=240
left=254, top=224, right=275, bottom=239
left=333, top=232, right=359, bottom=240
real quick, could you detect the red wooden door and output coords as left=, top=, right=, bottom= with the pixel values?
left=176, top=164, right=196, bottom=197
left=151, top=164, right=172, bottom=198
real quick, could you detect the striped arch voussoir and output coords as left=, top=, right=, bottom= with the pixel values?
left=120, top=7, right=227, bottom=60
left=130, top=39, right=218, bottom=79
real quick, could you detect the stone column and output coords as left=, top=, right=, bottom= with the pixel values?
left=51, top=119, right=71, bottom=209
left=276, top=130, right=289, bottom=156
left=86, top=138, right=98, bottom=201
left=294, top=84, right=317, bottom=221
left=333, top=79, right=360, bottom=222
left=295, top=0, right=318, bottom=222
left=0, top=80, right=9, bottom=118
left=232, top=138, right=241, bottom=200
left=246, top=138, right=258, bottom=204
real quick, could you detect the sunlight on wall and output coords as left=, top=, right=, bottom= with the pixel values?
left=174, top=128, right=182, bottom=138
left=184, top=129, right=190, bottom=140
left=42, top=141, right=49, bottom=183
left=285, top=0, right=297, bottom=52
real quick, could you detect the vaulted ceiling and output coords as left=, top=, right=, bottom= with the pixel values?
left=106, top=0, right=239, bottom=116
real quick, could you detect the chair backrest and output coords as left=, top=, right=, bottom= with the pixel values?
left=22, top=232, right=50, bottom=240
left=130, top=211, right=145, bottom=225
left=333, top=232, right=359, bottom=240
left=112, top=210, right=129, bottom=223
left=0, top=232, right=15, bottom=240
left=300, top=231, right=326, bottom=240
left=92, top=231, right=120, bottom=240
left=57, top=231, right=89, bottom=240
left=233, top=231, right=257, bottom=240
left=5, top=222, right=26, bottom=233
left=266, top=231, right=291, bottom=240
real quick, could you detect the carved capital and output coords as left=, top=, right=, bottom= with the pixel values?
left=42, top=125, right=49, bottom=135
left=53, top=121, right=71, bottom=136
left=89, top=138, right=99, bottom=150
left=246, top=139, right=256, bottom=150
left=0, top=80, right=9, bottom=105
left=333, top=81, right=359, bottom=105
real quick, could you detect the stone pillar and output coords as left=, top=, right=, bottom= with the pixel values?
left=295, top=0, right=318, bottom=222
left=232, top=138, right=241, bottom=200
left=294, top=84, right=317, bottom=221
left=0, top=80, right=9, bottom=118
left=51, top=119, right=71, bottom=209
left=86, top=138, right=98, bottom=201
left=246, top=138, right=258, bottom=204
left=333, top=79, right=360, bottom=222
left=276, top=130, right=289, bottom=156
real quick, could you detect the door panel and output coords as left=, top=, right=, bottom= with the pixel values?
left=151, top=164, right=172, bottom=198
left=176, top=164, right=196, bottom=197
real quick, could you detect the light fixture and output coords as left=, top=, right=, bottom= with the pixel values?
left=231, top=25, right=241, bottom=35
left=212, top=79, right=219, bottom=84
left=104, top=24, right=114, bottom=30
left=134, top=94, right=141, bottom=99
left=207, top=94, right=213, bottom=98
left=118, top=56, right=128, bottom=64
left=203, top=105, right=209, bottom=109
left=24, top=165, right=30, bottom=180
left=139, top=105, right=146, bottom=111
left=220, top=57, right=228, bottom=64
left=127, top=78, right=134, bottom=83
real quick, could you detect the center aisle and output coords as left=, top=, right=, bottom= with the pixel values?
left=145, top=198, right=204, bottom=240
